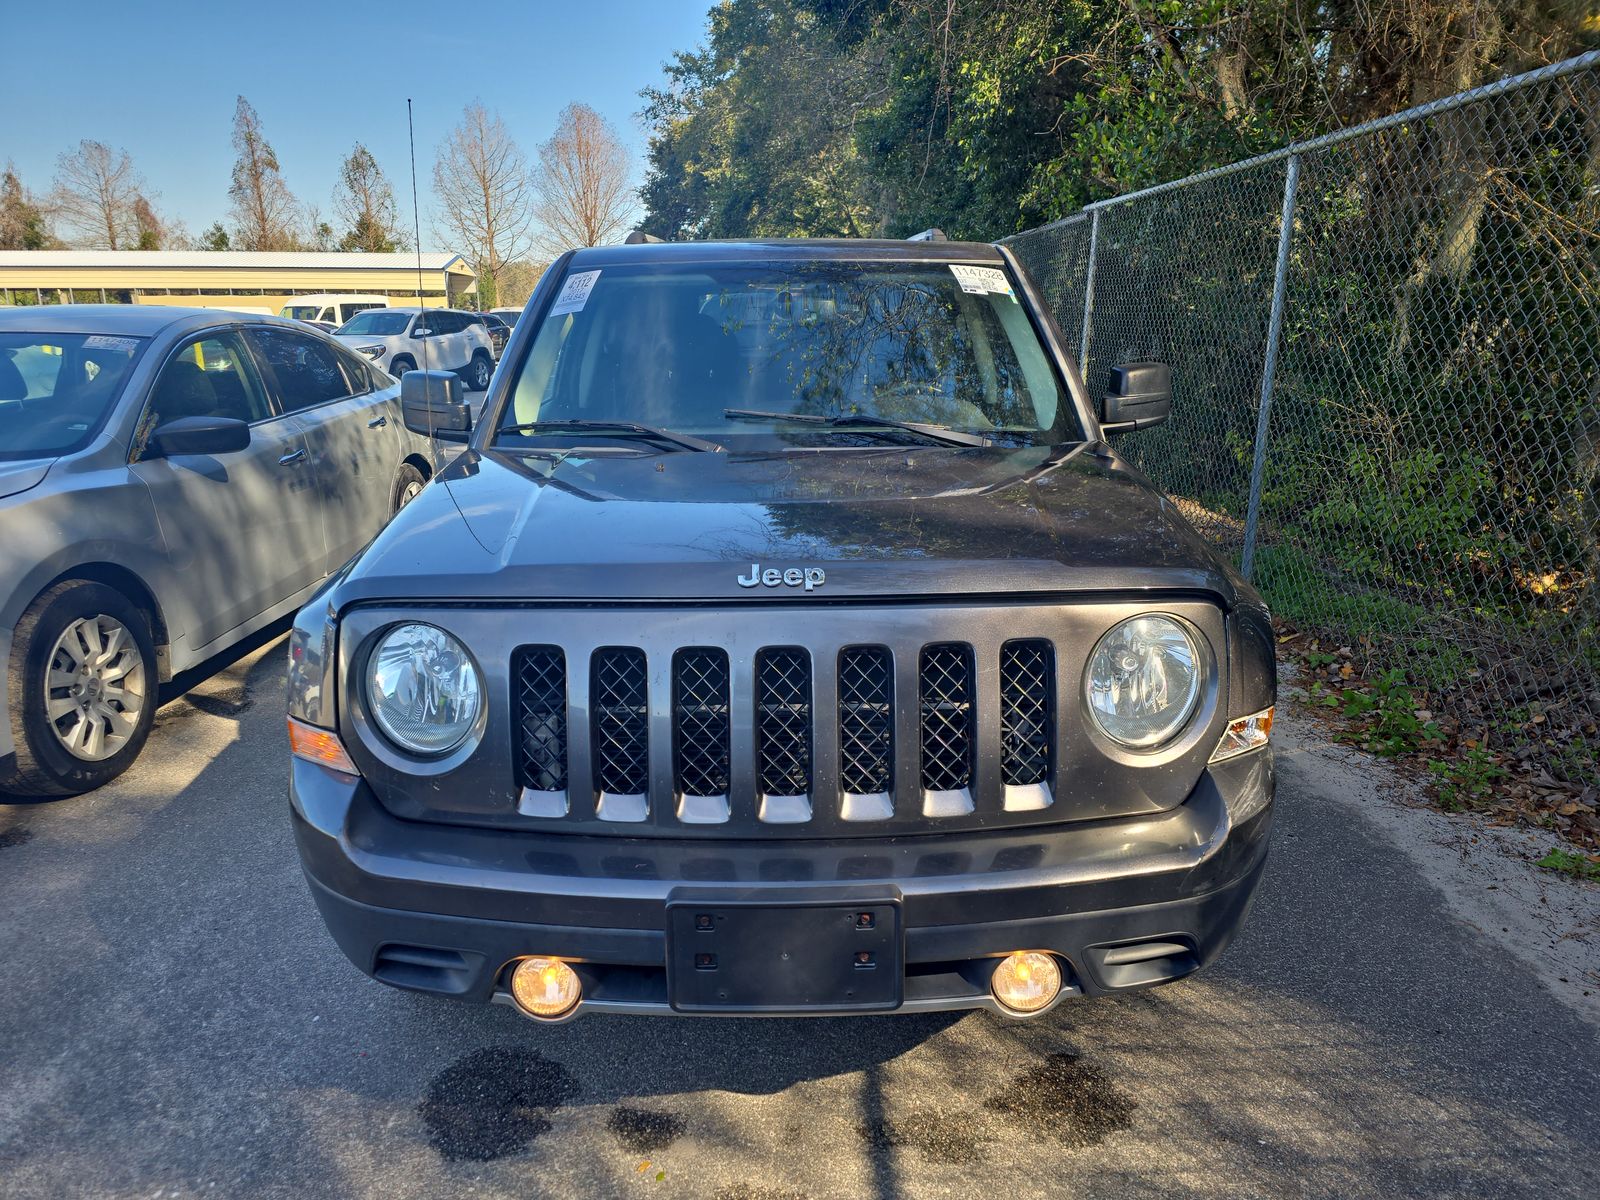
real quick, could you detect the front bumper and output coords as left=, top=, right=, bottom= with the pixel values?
left=291, top=750, right=1273, bottom=1018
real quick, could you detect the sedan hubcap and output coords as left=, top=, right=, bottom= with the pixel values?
left=44, top=615, right=146, bottom=762
left=401, top=480, right=424, bottom=506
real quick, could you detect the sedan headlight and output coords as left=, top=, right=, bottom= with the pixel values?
left=1085, top=614, right=1204, bottom=749
left=365, top=623, right=483, bottom=755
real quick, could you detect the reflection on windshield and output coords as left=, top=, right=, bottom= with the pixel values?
left=337, top=310, right=410, bottom=337
left=0, top=332, right=146, bottom=460
left=502, top=262, right=1078, bottom=448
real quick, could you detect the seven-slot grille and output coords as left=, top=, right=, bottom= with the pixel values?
left=513, top=639, right=1059, bottom=824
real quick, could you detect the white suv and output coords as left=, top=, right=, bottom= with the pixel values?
left=334, top=308, right=496, bottom=391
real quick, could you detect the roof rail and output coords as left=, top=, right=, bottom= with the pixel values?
left=623, top=230, right=666, bottom=245
left=906, top=228, right=946, bottom=242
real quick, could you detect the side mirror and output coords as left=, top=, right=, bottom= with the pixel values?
left=401, top=370, right=471, bottom=443
left=412, top=326, right=433, bottom=339
left=149, top=415, right=251, bottom=457
left=1100, top=361, right=1172, bottom=434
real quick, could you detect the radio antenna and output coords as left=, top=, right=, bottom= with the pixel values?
left=406, top=98, right=428, bottom=373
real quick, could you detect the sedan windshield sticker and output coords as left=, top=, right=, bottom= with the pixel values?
left=949, top=264, right=1015, bottom=301
left=82, top=335, right=140, bottom=353
left=550, top=269, right=601, bottom=316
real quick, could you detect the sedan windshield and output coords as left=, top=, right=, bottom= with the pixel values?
left=337, top=310, right=411, bottom=337
left=499, top=261, right=1080, bottom=449
left=0, top=332, right=146, bottom=461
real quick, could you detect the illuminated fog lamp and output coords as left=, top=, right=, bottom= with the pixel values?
left=990, top=951, right=1062, bottom=1014
left=1210, top=707, right=1274, bottom=763
left=509, top=957, right=582, bottom=1020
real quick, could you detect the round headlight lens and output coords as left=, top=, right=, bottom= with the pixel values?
left=1085, top=615, right=1203, bottom=749
left=365, top=623, right=482, bottom=755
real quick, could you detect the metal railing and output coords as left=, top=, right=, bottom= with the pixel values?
left=1005, top=52, right=1600, bottom=777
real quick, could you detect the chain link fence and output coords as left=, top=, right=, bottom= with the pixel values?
left=1007, top=52, right=1600, bottom=782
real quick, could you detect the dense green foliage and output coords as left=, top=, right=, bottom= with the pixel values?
left=641, top=1, right=1598, bottom=240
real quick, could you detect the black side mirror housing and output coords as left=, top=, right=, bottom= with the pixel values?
left=1100, top=361, right=1172, bottom=434
left=149, top=415, right=251, bottom=457
left=402, top=370, right=471, bottom=442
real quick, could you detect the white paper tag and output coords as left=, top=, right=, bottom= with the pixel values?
left=949, top=264, right=1015, bottom=299
left=83, top=335, right=140, bottom=352
left=550, top=269, right=601, bottom=316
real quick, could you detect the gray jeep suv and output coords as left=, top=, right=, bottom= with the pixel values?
left=288, top=238, right=1276, bottom=1022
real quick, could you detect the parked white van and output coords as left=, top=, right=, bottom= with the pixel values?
left=280, top=294, right=388, bottom=326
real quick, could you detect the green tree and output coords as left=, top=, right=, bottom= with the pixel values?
left=0, top=162, right=53, bottom=249
left=334, top=143, right=404, bottom=252
left=197, top=221, right=231, bottom=251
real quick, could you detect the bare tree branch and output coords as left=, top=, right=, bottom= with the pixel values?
left=531, top=103, right=638, bottom=257
left=228, top=96, right=302, bottom=251
left=52, top=140, right=145, bottom=250
left=432, top=101, right=537, bottom=306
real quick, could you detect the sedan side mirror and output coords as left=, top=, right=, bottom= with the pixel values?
left=1100, top=362, right=1172, bottom=434
left=149, top=415, right=251, bottom=457
left=402, top=370, right=471, bottom=443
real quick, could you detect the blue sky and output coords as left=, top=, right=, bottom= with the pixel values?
left=1, top=0, right=711, bottom=248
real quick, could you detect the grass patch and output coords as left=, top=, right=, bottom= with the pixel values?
left=1535, top=848, right=1600, bottom=881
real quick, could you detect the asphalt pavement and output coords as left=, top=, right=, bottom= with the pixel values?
left=1, top=635, right=1597, bottom=1199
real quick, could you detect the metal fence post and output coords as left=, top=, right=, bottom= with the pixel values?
left=1239, top=154, right=1301, bottom=581
left=1078, top=207, right=1100, bottom=368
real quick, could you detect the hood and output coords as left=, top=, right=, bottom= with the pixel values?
left=338, top=444, right=1239, bottom=606
left=0, top=458, right=56, bottom=502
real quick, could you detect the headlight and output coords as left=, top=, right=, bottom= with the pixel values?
left=357, top=344, right=385, bottom=359
left=1085, top=614, right=1204, bottom=749
left=365, top=623, right=482, bottom=755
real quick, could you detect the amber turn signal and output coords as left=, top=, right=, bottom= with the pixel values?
left=288, top=717, right=358, bottom=776
left=1210, top=707, right=1274, bottom=763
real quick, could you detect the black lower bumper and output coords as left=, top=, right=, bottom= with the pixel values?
left=291, top=751, right=1273, bottom=1018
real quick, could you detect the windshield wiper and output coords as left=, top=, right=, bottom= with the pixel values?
left=721, top=408, right=990, bottom=448
left=498, top=420, right=723, bottom=453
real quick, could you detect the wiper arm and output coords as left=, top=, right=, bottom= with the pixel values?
left=498, top=420, right=723, bottom=453
left=721, top=408, right=990, bottom=448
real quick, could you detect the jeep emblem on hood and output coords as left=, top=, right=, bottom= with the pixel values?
left=738, top=563, right=826, bottom=591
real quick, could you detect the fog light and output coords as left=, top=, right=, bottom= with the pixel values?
left=990, top=951, right=1062, bottom=1014
left=510, top=957, right=582, bottom=1020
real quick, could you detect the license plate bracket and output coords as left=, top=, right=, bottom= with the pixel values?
left=666, top=896, right=902, bottom=1013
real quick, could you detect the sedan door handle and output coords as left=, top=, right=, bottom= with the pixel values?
left=368, top=415, right=388, bottom=428
left=278, top=448, right=307, bottom=466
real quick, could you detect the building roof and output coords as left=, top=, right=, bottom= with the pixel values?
left=0, top=251, right=469, bottom=272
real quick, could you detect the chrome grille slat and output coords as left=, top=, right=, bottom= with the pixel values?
left=838, top=647, right=894, bottom=797
left=513, top=646, right=568, bottom=793
left=672, top=648, right=731, bottom=797
left=756, top=648, right=812, bottom=795
left=918, top=644, right=974, bottom=793
left=1000, top=640, right=1053, bottom=786
left=591, top=648, right=649, bottom=797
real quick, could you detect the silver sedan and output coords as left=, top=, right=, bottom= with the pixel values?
left=0, top=306, right=440, bottom=797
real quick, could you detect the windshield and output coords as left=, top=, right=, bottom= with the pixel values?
left=499, top=261, right=1079, bottom=449
left=281, top=305, right=321, bottom=321
left=338, top=310, right=411, bottom=337
left=0, top=332, right=147, bottom=461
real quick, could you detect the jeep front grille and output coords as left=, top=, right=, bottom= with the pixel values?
left=499, top=617, right=1171, bottom=833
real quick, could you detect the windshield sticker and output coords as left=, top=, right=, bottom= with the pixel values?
left=949, top=264, right=1015, bottom=300
left=550, top=269, right=601, bottom=316
left=82, top=335, right=140, bottom=353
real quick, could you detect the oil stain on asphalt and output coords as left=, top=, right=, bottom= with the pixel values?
left=0, top=827, right=34, bottom=850
left=607, top=1106, right=685, bottom=1154
left=983, top=1050, right=1135, bottom=1148
left=418, top=1046, right=579, bottom=1161
left=857, top=1111, right=989, bottom=1164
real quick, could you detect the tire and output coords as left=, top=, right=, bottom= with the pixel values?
left=389, top=355, right=416, bottom=379
left=0, top=581, right=158, bottom=798
left=392, top=463, right=427, bottom=515
left=467, top=352, right=492, bottom=391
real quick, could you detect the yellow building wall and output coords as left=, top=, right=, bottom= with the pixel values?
left=0, top=265, right=478, bottom=312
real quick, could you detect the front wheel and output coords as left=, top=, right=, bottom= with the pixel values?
left=1, top=581, right=158, bottom=798
left=389, top=355, right=416, bottom=379
left=467, top=353, right=492, bottom=391
left=392, top=463, right=427, bottom=515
